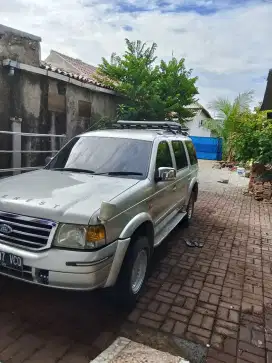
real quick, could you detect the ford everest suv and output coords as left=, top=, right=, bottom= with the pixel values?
left=0, top=120, right=198, bottom=305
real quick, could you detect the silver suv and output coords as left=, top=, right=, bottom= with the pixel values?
left=0, top=121, right=198, bottom=305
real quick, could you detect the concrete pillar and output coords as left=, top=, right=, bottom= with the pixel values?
left=11, top=116, right=22, bottom=175
left=50, top=111, right=56, bottom=156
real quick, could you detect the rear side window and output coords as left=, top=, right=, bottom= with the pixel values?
left=185, top=141, right=198, bottom=165
left=171, top=141, right=188, bottom=170
left=156, top=141, right=173, bottom=169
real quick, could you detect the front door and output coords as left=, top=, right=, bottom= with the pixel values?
left=149, top=141, right=176, bottom=227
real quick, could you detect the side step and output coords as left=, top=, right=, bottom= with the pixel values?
left=154, top=212, right=187, bottom=248
left=91, top=337, right=190, bottom=363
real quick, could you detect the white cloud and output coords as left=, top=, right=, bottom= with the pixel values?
left=1, top=0, right=271, bottom=109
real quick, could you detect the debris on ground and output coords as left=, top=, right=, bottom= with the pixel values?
left=217, top=161, right=236, bottom=169
left=237, top=167, right=246, bottom=176
left=183, top=238, right=204, bottom=248
left=249, top=179, right=272, bottom=201
left=247, top=164, right=272, bottom=202
left=212, top=163, right=221, bottom=169
left=217, top=179, right=229, bottom=184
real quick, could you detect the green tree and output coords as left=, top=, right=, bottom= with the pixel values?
left=232, top=108, right=272, bottom=165
left=95, top=39, right=198, bottom=122
left=155, top=58, right=199, bottom=121
left=204, top=91, right=254, bottom=160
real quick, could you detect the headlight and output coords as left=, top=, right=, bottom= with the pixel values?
left=53, top=224, right=106, bottom=249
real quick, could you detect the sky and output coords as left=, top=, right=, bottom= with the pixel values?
left=2, top=0, right=272, bottom=111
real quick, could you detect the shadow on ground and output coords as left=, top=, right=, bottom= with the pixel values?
left=0, top=220, right=199, bottom=362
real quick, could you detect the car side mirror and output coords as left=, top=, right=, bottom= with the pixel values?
left=155, top=167, right=176, bottom=182
left=45, top=156, right=53, bottom=165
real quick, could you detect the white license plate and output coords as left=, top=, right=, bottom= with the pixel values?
left=0, top=251, right=23, bottom=270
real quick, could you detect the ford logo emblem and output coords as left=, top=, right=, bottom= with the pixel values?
left=0, top=224, right=13, bottom=234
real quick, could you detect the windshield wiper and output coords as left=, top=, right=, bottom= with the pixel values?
left=50, top=168, right=142, bottom=176
left=51, top=168, right=95, bottom=174
left=97, top=171, right=143, bottom=176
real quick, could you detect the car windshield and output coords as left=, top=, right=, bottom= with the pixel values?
left=45, top=136, right=153, bottom=179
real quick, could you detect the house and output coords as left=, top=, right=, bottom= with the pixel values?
left=260, top=69, right=272, bottom=118
left=185, top=102, right=213, bottom=137
left=0, top=24, right=120, bottom=173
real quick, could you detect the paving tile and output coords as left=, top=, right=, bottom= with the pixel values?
left=0, top=161, right=270, bottom=363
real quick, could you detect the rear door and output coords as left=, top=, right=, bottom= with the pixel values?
left=184, top=139, right=199, bottom=188
left=171, top=139, right=190, bottom=210
left=185, top=140, right=198, bottom=170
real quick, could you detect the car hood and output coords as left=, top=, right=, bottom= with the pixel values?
left=0, top=170, right=139, bottom=224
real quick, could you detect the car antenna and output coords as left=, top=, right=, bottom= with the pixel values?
left=84, top=119, right=103, bottom=133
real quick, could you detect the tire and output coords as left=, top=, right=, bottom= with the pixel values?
left=184, top=191, right=195, bottom=222
left=111, top=236, right=150, bottom=309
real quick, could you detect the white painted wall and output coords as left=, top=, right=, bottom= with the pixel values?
left=186, top=109, right=212, bottom=137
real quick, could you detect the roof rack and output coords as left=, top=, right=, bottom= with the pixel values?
left=115, top=120, right=189, bottom=136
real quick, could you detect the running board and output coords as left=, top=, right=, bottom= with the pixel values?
left=154, top=212, right=187, bottom=248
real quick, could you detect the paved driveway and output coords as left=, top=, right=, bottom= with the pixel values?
left=0, top=161, right=271, bottom=363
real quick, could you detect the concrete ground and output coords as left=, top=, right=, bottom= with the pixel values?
left=0, top=161, right=271, bottom=363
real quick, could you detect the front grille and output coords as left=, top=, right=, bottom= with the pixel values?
left=0, top=211, right=57, bottom=250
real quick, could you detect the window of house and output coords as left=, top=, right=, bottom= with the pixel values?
left=57, top=82, right=66, bottom=96
left=78, top=100, right=92, bottom=118
left=171, top=141, right=188, bottom=170
left=185, top=141, right=198, bottom=165
left=155, top=141, right=173, bottom=169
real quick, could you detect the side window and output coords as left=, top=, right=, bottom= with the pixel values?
left=171, top=141, right=188, bottom=170
left=185, top=141, right=198, bottom=165
left=155, top=141, right=173, bottom=169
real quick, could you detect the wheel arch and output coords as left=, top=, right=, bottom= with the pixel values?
left=188, top=177, right=198, bottom=202
left=104, top=213, right=154, bottom=288
left=192, top=181, right=199, bottom=201
left=129, top=220, right=154, bottom=255
left=119, top=212, right=154, bottom=241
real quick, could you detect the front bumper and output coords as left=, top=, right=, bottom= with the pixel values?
left=0, top=238, right=130, bottom=290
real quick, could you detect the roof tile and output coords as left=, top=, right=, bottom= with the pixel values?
left=40, top=61, right=112, bottom=90
left=41, top=50, right=112, bottom=90
left=51, top=50, right=98, bottom=77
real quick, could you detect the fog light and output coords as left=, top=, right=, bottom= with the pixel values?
left=36, top=269, right=49, bottom=285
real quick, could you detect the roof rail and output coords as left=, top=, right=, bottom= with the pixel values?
left=116, top=120, right=189, bottom=136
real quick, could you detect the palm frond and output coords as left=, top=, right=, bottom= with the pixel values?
left=203, top=118, right=224, bottom=137
left=208, top=98, right=233, bottom=120
left=233, top=90, right=254, bottom=113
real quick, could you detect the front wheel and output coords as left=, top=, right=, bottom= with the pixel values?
left=112, top=236, right=150, bottom=308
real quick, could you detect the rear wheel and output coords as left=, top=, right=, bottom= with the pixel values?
left=184, top=192, right=195, bottom=222
left=112, top=236, right=150, bottom=308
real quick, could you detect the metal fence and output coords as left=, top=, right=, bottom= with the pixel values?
left=0, top=118, right=66, bottom=176
left=190, top=136, right=223, bottom=161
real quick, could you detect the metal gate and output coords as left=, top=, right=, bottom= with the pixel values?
left=0, top=118, right=66, bottom=177
left=190, top=136, right=223, bottom=161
